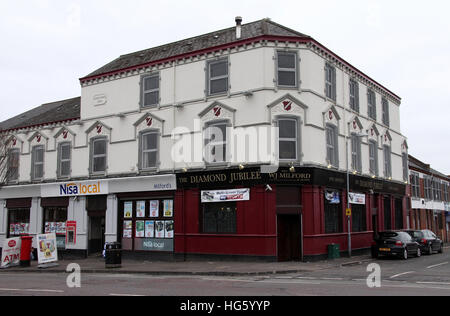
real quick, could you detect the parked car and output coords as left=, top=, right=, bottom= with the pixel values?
left=404, top=230, right=444, bottom=255
left=372, top=231, right=421, bottom=260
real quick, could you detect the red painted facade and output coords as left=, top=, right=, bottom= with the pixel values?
left=173, top=175, right=407, bottom=260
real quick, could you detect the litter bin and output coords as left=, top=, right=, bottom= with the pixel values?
left=20, top=235, right=34, bottom=267
left=105, top=242, right=122, bottom=268
left=328, top=243, right=340, bottom=260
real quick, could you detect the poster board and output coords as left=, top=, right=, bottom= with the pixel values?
left=1, top=238, right=21, bottom=268
left=37, top=233, right=58, bottom=265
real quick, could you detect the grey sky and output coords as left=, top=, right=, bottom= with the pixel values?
left=1, top=0, right=449, bottom=174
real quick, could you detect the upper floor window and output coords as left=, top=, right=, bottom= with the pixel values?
left=382, top=98, right=390, bottom=126
left=443, top=182, right=449, bottom=202
left=31, top=145, right=44, bottom=181
left=207, top=58, right=229, bottom=96
left=7, top=148, right=20, bottom=182
left=90, top=137, right=107, bottom=175
left=368, top=140, right=378, bottom=176
left=367, top=89, right=377, bottom=120
left=325, top=63, right=336, bottom=101
left=433, top=179, right=442, bottom=201
left=278, top=118, right=298, bottom=161
left=140, top=131, right=159, bottom=170
left=424, top=176, right=433, bottom=200
left=57, top=142, right=71, bottom=178
left=204, top=121, right=228, bottom=164
left=383, top=145, right=391, bottom=178
left=402, top=152, right=408, bottom=182
left=326, top=124, right=339, bottom=167
left=277, top=51, right=298, bottom=87
left=410, top=172, right=420, bottom=198
left=349, top=79, right=359, bottom=112
left=141, top=74, right=160, bottom=108
left=351, top=134, right=362, bottom=173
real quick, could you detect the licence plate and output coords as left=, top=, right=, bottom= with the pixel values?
left=379, top=248, right=390, bottom=252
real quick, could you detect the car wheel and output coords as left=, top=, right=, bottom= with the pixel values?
left=428, top=244, right=433, bottom=255
left=371, top=250, right=379, bottom=259
left=416, top=247, right=421, bottom=257
left=438, top=244, right=443, bottom=254
left=402, top=248, right=408, bottom=260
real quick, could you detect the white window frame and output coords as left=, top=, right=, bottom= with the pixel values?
left=276, top=51, right=298, bottom=88
left=31, top=145, right=44, bottom=181
left=204, top=120, right=229, bottom=164
left=383, top=145, right=392, bottom=178
left=141, top=73, right=160, bottom=108
left=326, top=124, right=339, bottom=167
left=57, top=142, right=71, bottom=179
left=90, top=137, right=107, bottom=175
left=382, top=97, right=390, bottom=126
left=367, top=89, right=377, bottom=120
left=325, top=63, right=336, bottom=101
left=349, top=79, right=359, bottom=112
left=369, top=140, right=378, bottom=176
left=351, top=133, right=362, bottom=173
left=207, top=58, right=229, bottom=96
left=278, top=117, right=299, bottom=161
left=139, top=130, right=159, bottom=171
left=7, top=148, right=20, bottom=182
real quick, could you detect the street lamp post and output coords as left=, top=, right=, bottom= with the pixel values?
left=346, top=133, right=367, bottom=258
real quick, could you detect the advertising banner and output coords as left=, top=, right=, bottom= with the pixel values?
left=348, top=192, right=366, bottom=205
left=37, top=233, right=58, bottom=265
left=201, top=188, right=250, bottom=203
left=1, top=238, right=21, bottom=268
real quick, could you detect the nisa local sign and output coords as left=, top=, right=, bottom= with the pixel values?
left=42, top=180, right=108, bottom=197
left=60, top=182, right=102, bottom=196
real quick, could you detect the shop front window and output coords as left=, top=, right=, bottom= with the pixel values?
left=8, top=209, right=30, bottom=237
left=202, top=202, right=237, bottom=234
left=120, top=199, right=174, bottom=252
left=351, top=204, right=367, bottom=232
left=324, top=190, right=342, bottom=234
left=43, top=207, right=68, bottom=249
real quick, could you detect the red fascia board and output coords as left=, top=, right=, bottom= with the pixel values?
left=79, top=35, right=401, bottom=102
left=2, top=117, right=80, bottom=133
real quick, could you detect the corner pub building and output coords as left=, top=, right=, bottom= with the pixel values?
left=0, top=18, right=408, bottom=261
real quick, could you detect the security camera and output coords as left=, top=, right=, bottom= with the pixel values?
left=265, top=184, right=273, bottom=192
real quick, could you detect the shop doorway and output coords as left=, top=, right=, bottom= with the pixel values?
left=277, top=215, right=302, bottom=262
left=88, top=215, right=105, bottom=255
left=276, top=186, right=302, bottom=262
left=86, top=195, right=107, bottom=255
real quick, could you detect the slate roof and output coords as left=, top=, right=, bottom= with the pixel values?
left=82, top=19, right=311, bottom=80
left=0, top=97, right=80, bottom=132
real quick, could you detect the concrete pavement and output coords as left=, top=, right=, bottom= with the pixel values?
left=0, top=254, right=373, bottom=276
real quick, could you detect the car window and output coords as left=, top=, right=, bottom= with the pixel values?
left=399, top=232, right=412, bottom=242
left=379, top=232, right=399, bottom=240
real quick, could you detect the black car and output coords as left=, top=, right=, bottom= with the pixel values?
left=372, top=231, right=421, bottom=260
left=404, top=230, right=444, bottom=255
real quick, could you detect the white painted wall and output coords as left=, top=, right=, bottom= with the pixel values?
left=5, top=43, right=407, bottom=184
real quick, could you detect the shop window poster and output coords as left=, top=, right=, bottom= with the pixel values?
left=155, top=221, right=165, bottom=238
left=136, top=201, right=146, bottom=218
left=135, top=221, right=145, bottom=238
left=123, top=220, right=132, bottom=238
left=150, top=200, right=159, bottom=217
left=164, top=221, right=174, bottom=239
left=163, top=200, right=173, bottom=217
left=145, top=220, right=154, bottom=238
left=124, top=202, right=133, bottom=218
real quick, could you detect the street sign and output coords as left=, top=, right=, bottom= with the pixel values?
left=346, top=208, right=352, bottom=216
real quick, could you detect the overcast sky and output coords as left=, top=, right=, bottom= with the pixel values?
left=1, top=0, right=449, bottom=174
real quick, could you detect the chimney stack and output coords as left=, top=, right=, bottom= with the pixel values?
left=235, top=16, right=242, bottom=39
